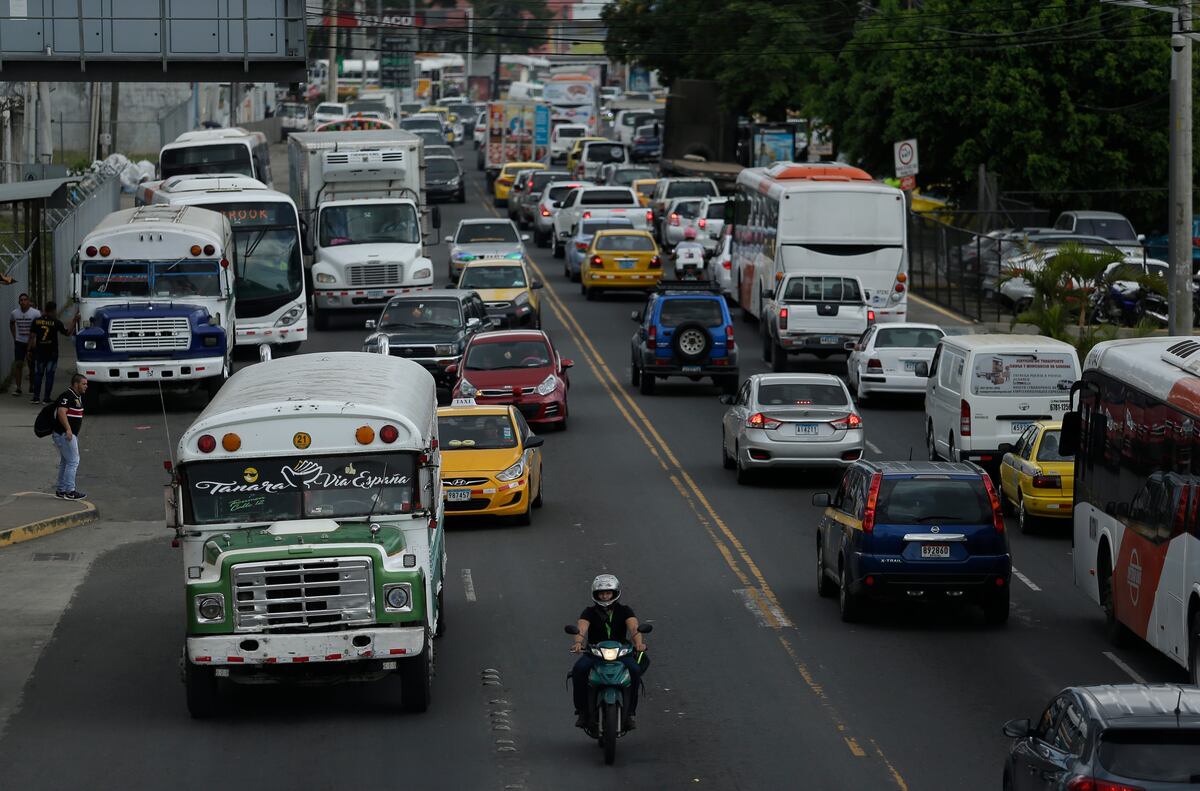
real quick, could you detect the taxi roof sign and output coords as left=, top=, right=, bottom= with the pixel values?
left=450, top=398, right=478, bottom=407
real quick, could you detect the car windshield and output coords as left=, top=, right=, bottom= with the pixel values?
left=457, top=223, right=519, bottom=244
left=874, top=327, right=944, bottom=348
left=465, top=340, right=552, bottom=370
left=1036, top=430, right=1072, bottom=462
left=427, top=158, right=460, bottom=179
left=1097, top=729, right=1200, bottom=783
left=673, top=201, right=703, bottom=219
left=782, top=276, right=863, bottom=303
left=596, top=234, right=654, bottom=252
left=668, top=181, right=717, bottom=198
left=401, top=119, right=441, bottom=131
left=529, top=172, right=564, bottom=193
left=349, top=101, right=388, bottom=115
left=379, top=299, right=462, bottom=329
left=970, top=353, right=1077, bottom=396
left=319, top=203, right=420, bottom=246
left=756, top=383, right=848, bottom=406
left=557, top=127, right=585, bottom=139
left=547, top=184, right=580, bottom=201
left=658, top=299, right=724, bottom=327
left=585, top=144, right=627, bottom=163
left=635, top=182, right=657, bottom=197
left=1077, top=217, right=1138, bottom=242
left=414, top=131, right=446, bottom=146
left=581, top=189, right=637, bottom=206
left=280, top=104, right=306, bottom=118
left=81, top=259, right=222, bottom=298
left=875, top=478, right=993, bottom=524
left=315, top=103, right=344, bottom=115
left=460, top=266, right=527, bottom=289
left=439, top=413, right=519, bottom=450
left=183, top=454, right=416, bottom=525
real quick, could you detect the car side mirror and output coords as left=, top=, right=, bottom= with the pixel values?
left=1002, top=719, right=1032, bottom=739
left=914, top=361, right=930, bottom=378
left=811, top=492, right=831, bottom=507
left=762, top=289, right=774, bottom=300
left=466, top=317, right=481, bottom=329
left=532, top=279, right=544, bottom=289
left=564, top=624, right=580, bottom=635
left=718, top=394, right=735, bottom=405
left=443, top=235, right=453, bottom=244
left=630, top=310, right=641, bottom=322
left=365, top=319, right=377, bottom=330
left=560, top=358, right=574, bottom=370
left=525, top=435, right=545, bottom=449
left=1137, top=233, right=1146, bottom=243
left=636, top=623, right=653, bottom=634
left=445, top=363, right=458, bottom=375
left=521, top=233, right=531, bottom=242
left=844, top=342, right=857, bottom=351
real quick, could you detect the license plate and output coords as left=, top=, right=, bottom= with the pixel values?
left=903, top=360, right=920, bottom=372
left=795, top=423, right=818, bottom=435
left=920, top=544, right=951, bottom=558
left=820, top=336, right=838, bottom=345
left=367, top=289, right=385, bottom=299
left=1010, top=421, right=1033, bottom=433
left=682, top=365, right=701, bottom=373
left=617, top=259, right=635, bottom=269
left=446, top=489, right=472, bottom=502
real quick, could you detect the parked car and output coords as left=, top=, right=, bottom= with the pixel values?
left=999, top=235, right=1122, bottom=312
left=998, top=420, right=1074, bottom=533
left=845, top=322, right=945, bottom=402
left=1053, top=210, right=1143, bottom=257
left=1002, top=685, right=1200, bottom=791
left=532, top=180, right=592, bottom=248
left=1142, top=214, right=1200, bottom=266
left=566, top=216, right=635, bottom=282
left=630, top=281, right=738, bottom=396
left=812, top=460, right=1012, bottom=624
left=445, top=218, right=530, bottom=281
left=361, top=290, right=494, bottom=388
left=425, top=155, right=465, bottom=203
left=720, top=373, right=863, bottom=483
left=451, top=329, right=573, bottom=430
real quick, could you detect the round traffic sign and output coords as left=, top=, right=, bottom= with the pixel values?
left=898, top=142, right=915, bottom=166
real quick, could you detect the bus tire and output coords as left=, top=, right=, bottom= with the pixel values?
left=399, top=634, right=432, bottom=713
left=1189, top=607, right=1199, bottom=685
left=314, top=303, right=331, bottom=331
left=1100, top=550, right=1131, bottom=647
left=185, top=660, right=222, bottom=719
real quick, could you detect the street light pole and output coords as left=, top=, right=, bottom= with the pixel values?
left=1169, top=3, right=1193, bottom=336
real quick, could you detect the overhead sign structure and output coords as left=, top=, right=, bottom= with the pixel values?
left=894, top=139, right=919, bottom=178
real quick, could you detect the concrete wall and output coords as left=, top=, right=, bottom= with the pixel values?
left=42, top=83, right=193, bottom=157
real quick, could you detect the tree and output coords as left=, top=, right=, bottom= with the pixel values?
left=424, top=0, right=555, bottom=56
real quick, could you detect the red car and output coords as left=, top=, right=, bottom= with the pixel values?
left=450, top=330, right=573, bottom=429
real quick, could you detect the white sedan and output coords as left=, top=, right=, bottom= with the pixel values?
left=845, top=323, right=945, bottom=402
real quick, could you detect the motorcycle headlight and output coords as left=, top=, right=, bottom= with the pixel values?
left=383, top=583, right=412, bottom=611
left=599, top=646, right=620, bottom=661
left=274, top=306, right=304, bottom=327
left=496, top=457, right=525, bottom=482
left=411, top=267, right=432, bottom=281
left=459, top=378, right=478, bottom=398
left=195, top=594, right=225, bottom=623
left=83, top=340, right=97, bottom=350
left=315, top=272, right=336, bottom=284
left=434, top=344, right=456, bottom=356
left=536, top=374, right=558, bottom=396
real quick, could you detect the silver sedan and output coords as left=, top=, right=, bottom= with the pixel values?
left=720, top=373, right=865, bottom=484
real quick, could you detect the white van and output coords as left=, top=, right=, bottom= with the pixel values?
left=923, top=334, right=1080, bottom=467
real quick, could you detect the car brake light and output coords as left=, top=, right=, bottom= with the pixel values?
left=1066, top=776, right=1145, bottom=791
left=726, top=324, right=735, bottom=350
left=591, top=255, right=603, bottom=267
left=980, top=474, right=1006, bottom=534
left=541, top=207, right=551, bottom=217
left=831, top=413, right=863, bottom=430
left=646, top=210, right=654, bottom=224
left=861, top=473, right=882, bottom=533
left=779, top=307, right=788, bottom=329
left=960, top=399, right=971, bottom=437
left=582, top=211, right=592, bottom=219
left=698, top=218, right=706, bottom=229
left=746, top=412, right=782, bottom=430
left=648, top=325, right=656, bottom=342
left=894, top=283, right=905, bottom=292
left=867, top=358, right=882, bottom=371
left=669, top=212, right=679, bottom=226
left=867, top=309, right=876, bottom=323
left=1193, top=237, right=1200, bottom=248
left=1031, top=474, right=1061, bottom=488
left=576, top=242, right=589, bottom=251
left=723, top=259, right=731, bottom=270
left=649, top=255, right=661, bottom=269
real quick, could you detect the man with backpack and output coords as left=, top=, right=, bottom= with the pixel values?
left=40, top=373, right=88, bottom=500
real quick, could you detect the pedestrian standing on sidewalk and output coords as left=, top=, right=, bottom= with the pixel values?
left=52, top=373, right=88, bottom=500
left=28, top=301, right=76, bottom=404
left=8, top=293, right=40, bottom=397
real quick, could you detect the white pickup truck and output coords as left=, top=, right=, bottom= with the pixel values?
left=552, top=186, right=648, bottom=258
left=761, top=273, right=873, bottom=372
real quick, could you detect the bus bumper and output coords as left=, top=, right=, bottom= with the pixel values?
left=235, top=322, right=308, bottom=347
left=186, top=625, right=427, bottom=667
left=314, top=287, right=433, bottom=311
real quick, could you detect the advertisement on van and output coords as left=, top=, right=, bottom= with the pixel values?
left=971, top=353, right=1076, bottom=396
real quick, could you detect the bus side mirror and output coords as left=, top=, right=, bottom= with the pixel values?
left=164, top=483, right=179, bottom=529
left=1059, top=412, right=1081, bottom=456
left=432, top=206, right=442, bottom=230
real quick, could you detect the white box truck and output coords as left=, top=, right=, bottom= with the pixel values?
left=287, top=130, right=441, bottom=330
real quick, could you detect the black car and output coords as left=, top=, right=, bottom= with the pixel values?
left=426, top=155, right=465, bottom=203
left=1002, top=685, right=1200, bottom=790
left=362, top=290, right=494, bottom=387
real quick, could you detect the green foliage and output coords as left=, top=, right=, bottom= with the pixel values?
left=426, top=0, right=554, bottom=55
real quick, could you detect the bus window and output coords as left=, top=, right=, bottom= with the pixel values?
left=161, top=144, right=253, bottom=179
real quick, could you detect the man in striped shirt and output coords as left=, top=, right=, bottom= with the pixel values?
left=52, top=374, right=88, bottom=500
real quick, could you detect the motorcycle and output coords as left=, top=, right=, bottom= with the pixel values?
left=1089, top=278, right=1159, bottom=326
left=1138, top=277, right=1200, bottom=328
left=564, top=622, right=653, bottom=765
left=671, top=243, right=707, bottom=281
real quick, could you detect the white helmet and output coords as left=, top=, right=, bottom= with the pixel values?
left=591, top=574, right=621, bottom=607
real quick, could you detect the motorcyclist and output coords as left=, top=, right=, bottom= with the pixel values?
left=570, top=574, right=648, bottom=729
left=672, top=227, right=707, bottom=278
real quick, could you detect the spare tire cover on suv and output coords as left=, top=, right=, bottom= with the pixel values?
left=672, top=320, right=712, bottom=362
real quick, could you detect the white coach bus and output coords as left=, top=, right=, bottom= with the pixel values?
left=732, top=162, right=908, bottom=323
left=1062, top=336, right=1200, bottom=683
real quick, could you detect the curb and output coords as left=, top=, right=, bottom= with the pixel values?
left=0, top=492, right=99, bottom=549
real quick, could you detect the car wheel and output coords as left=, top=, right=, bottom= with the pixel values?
left=630, top=359, right=641, bottom=387
left=533, top=467, right=544, bottom=508
left=638, top=370, right=655, bottom=395
left=1100, top=555, right=1131, bottom=647
left=771, top=341, right=788, bottom=372
left=722, top=429, right=735, bottom=470
left=838, top=562, right=863, bottom=623
left=553, top=239, right=564, bottom=259
left=982, top=587, right=1010, bottom=626
left=1189, top=609, right=1199, bottom=685
left=1017, top=497, right=1036, bottom=535
left=761, top=329, right=772, bottom=363
left=853, top=375, right=869, bottom=405
left=927, top=422, right=940, bottom=461
left=585, top=284, right=597, bottom=301
left=948, top=434, right=959, bottom=463
left=514, top=494, right=532, bottom=526
left=816, top=540, right=836, bottom=598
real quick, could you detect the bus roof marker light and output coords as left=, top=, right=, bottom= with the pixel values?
left=355, top=425, right=375, bottom=445
left=221, top=433, right=241, bottom=452
left=204, top=244, right=215, bottom=256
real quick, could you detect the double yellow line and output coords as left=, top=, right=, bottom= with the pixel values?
left=475, top=185, right=908, bottom=788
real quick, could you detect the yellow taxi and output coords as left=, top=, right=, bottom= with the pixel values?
left=998, top=421, right=1074, bottom=533
left=565, top=136, right=608, bottom=175
left=437, top=403, right=544, bottom=525
left=580, top=229, right=662, bottom=300
left=494, top=161, right=546, bottom=206
left=632, top=178, right=659, bottom=208
left=457, top=259, right=543, bottom=328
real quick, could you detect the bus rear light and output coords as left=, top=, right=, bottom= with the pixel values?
left=221, top=433, right=241, bottom=452
left=204, top=244, right=215, bottom=256
left=380, top=424, right=400, bottom=444
left=355, top=425, right=376, bottom=445
left=85, top=246, right=97, bottom=257
left=190, top=245, right=202, bottom=256
left=197, top=434, right=216, bottom=453
left=98, top=245, right=110, bottom=257
left=894, top=283, right=905, bottom=292
left=220, top=258, right=230, bottom=268
left=896, top=272, right=907, bottom=283
left=960, top=399, right=972, bottom=436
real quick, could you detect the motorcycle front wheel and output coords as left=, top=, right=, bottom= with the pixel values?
left=601, top=701, right=619, bottom=765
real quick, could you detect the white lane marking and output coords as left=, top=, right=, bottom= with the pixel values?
left=866, top=440, right=883, bottom=455
left=462, top=568, right=477, bottom=602
left=1102, top=651, right=1147, bottom=684
left=1012, top=567, right=1042, bottom=592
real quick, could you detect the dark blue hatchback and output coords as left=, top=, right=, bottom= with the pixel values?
left=812, top=460, right=1012, bottom=625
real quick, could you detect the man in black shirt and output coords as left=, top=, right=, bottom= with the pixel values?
left=28, top=301, right=76, bottom=404
left=51, top=374, right=88, bottom=500
left=570, top=574, right=648, bottom=729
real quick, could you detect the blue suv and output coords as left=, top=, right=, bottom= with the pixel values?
left=630, top=281, right=739, bottom=396
left=812, top=460, right=1011, bottom=625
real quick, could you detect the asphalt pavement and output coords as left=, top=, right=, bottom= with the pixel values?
left=0, top=148, right=1191, bottom=791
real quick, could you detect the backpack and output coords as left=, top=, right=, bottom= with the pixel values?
left=34, top=401, right=57, bottom=438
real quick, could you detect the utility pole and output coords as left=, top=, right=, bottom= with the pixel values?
left=466, top=7, right=474, bottom=91
left=327, top=0, right=340, bottom=105
left=1168, top=1, right=1194, bottom=335
left=107, top=81, right=119, bottom=157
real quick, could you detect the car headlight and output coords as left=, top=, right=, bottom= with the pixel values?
left=195, top=593, right=225, bottom=623
left=504, top=252, right=523, bottom=260
left=83, top=340, right=97, bottom=350
left=598, top=646, right=620, bottom=661
left=536, top=374, right=558, bottom=396
left=496, top=457, right=525, bottom=482
left=274, top=306, right=304, bottom=327
left=459, top=378, right=478, bottom=397
left=434, top=343, right=456, bottom=356
left=411, top=267, right=432, bottom=281
left=384, top=583, right=412, bottom=611
left=315, top=272, right=336, bottom=284
left=448, top=177, right=461, bottom=186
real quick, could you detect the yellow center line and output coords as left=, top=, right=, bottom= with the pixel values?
left=471, top=181, right=907, bottom=787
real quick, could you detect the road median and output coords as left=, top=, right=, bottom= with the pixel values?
left=0, top=492, right=98, bottom=548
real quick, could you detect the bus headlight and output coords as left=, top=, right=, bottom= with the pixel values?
left=195, top=594, right=225, bottom=623
left=383, top=583, right=412, bottom=612
left=83, top=340, right=97, bottom=350
left=274, top=306, right=304, bottom=327
left=315, top=272, right=336, bottom=284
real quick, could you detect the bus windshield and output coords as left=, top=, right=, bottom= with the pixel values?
left=319, top=203, right=420, bottom=246
left=182, top=453, right=417, bottom=525
left=161, top=143, right=253, bottom=179
left=202, top=202, right=304, bottom=307
left=81, top=259, right=222, bottom=298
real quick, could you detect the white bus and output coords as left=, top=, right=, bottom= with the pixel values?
left=159, top=128, right=273, bottom=188
left=1064, top=336, right=1200, bottom=683
left=139, top=175, right=307, bottom=351
left=732, top=163, right=908, bottom=323
left=544, top=75, right=599, bottom=133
